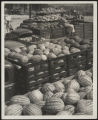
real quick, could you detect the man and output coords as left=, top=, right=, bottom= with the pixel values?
left=59, top=13, right=75, bottom=36
left=5, top=15, right=13, bottom=33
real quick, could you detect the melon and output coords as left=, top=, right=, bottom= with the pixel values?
left=55, top=44, right=62, bottom=49
left=63, top=79, right=71, bottom=85
left=65, top=92, right=80, bottom=105
left=76, top=70, right=86, bottom=79
left=49, top=43, right=55, bottom=49
left=43, top=49, right=50, bottom=55
left=41, top=54, right=47, bottom=61
left=28, top=45, right=37, bottom=51
left=58, top=59, right=64, bottom=63
left=28, top=50, right=35, bottom=54
left=77, top=75, right=92, bottom=87
left=80, top=44, right=90, bottom=50
left=62, top=49, right=70, bottom=55
left=34, top=49, right=43, bottom=55
left=27, top=53, right=33, bottom=60
left=48, top=53, right=57, bottom=59
left=67, top=79, right=80, bottom=92
left=5, top=48, right=10, bottom=53
left=64, top=105, right=75, bottom=114
left=28, top=90, right=43, bottom=103
left=78, top=92, right=87, bottom=99
left=64, top=38, right=70, bottom=44
left=41, top=83, right=56, bottom=93
left=43, top=91, right=53, bottom=101
left=86, top=71, right=92, bottom=78
left=44, top=42, right=50, bottom=48
left=69, top=39, right=76, bottom=44
left=5, top=48, right=10, bottom=57
left=13, top=53, right=22, bottom=59
left=54, top=81, right=65, bottom=92
left=35, top=101, right=46, bottom=108
left=76, top=99, right=93, bottom=115
left=62, top=93, right=68, bottom=102
left=23, top=103, right=42, bottom=115
left=66, top=43, right=71, bottom=48
left=31, top=55, right=42, bottom=62
left=80, top=39, right=90, bottom=45
left=5, top=104, right=23, bottom=115
left=38, top=44, right=46, bottom=50
left=52, top=92, right=64, bottom=98
left=43, top=97, right=65, bottom=114
left=67, top=88, right=77, bottom=94
left=72, top=42, right=80, bottom=48
left=10, top=95, right=30, bottom=106
left=21, top=46, right=27, bottom=52
left=79, top=86, right=92, bottom=93
left=62, top=46, right=69, bottom=50
left=52, top=48, right=61, bottom=55
left=19, top=55, right=29, bottom=63
left=8, top=52, right=17, bottom=59
left=14, top=48, right=22, bottom=53
left=70, top=47, right=80, bottom=53
left=72, top=35, right=82, bottom=43
left=58, top=53, right=65, bottom=57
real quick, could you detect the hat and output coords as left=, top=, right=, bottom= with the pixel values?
left=6, top=16, right=11, bottom=21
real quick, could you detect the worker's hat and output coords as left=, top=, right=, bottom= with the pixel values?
left=6, top=15, right=11, bottom=21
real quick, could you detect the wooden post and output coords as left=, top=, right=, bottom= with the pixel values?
left=83, top=22, right=85, bottom=39
left=29, top=4, right=32, bottom=18
left=24, top=4, right=26, bottom=13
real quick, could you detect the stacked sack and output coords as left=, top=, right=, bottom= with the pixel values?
left=5, top=28, right=33, bottom=40
left=5, top=69, right=93, bottom=115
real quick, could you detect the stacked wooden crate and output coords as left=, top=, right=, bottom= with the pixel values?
left=50, top=26, right=65, bottom=39
left=6, top=47, right=93, bottom=95
left=74, top=23, right=84, bottom=38
left=5, top=60, right=16, bottom=103
left=84, top=22, right=93, bottom=40
left=74, top=22, right=93, bottom=40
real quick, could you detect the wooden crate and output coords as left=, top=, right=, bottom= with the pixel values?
left=50, top=27, right=66, bottom=39
left=5, top=83, right=16, bottom=103
left=74, top=22, right=93, bottom=40
left=6, top=47, right=93, bottom=94
left=67, top=50, right=87, bottom=76
left=84, top=22, right=93, bottom=40
left=6, top=59, right=50, bottom=94
left=48, top=55, right=69, bottom=82
left=32, top=28, right=51, bottom=39
left=74, top=23, right=84, bottom=38
left=86, top=47, right=93, bottom=69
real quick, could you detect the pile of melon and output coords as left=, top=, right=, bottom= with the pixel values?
left=5, top=69, right=93, bottom=116
left=5, top=35, right=91, bottom=64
